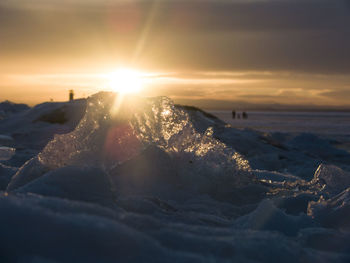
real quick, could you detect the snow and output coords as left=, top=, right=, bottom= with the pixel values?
left=0, top=99, right=86, bottom=167
left=16, top=166, right=116, bottom=207
left=1, top=92, right=350, bottom=262
left=310, top=164, right=350, bottom=196
left=0, top=134, right=13, bottom=141
left=0, top=101, right=30, bottom=121
left=7, top=157, right=50, bottom=191
left=0, top=164, right=17, bottom=190
left=308, top=187, right=350, bottom=230
left=0, top=146, right=15, bottom=161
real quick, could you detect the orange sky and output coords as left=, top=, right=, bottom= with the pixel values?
left=1, top=0, right=350, bottom=108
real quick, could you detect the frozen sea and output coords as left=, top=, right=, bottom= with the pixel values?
left=210, top=110, right=350, bottom=152
left=209, top=111, right=350, bottom=135
left=1, top=93, right=350, bottom=263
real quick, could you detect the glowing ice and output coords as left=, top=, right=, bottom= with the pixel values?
left=38, top=92, right=252, bottom=185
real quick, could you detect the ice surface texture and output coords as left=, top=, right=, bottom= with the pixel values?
left=1, top=92, right=350, bottom=262
left=37, top=92, right=252, bottom=188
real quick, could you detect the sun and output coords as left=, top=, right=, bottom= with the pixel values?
left=107, top=68, right=143, bottom=94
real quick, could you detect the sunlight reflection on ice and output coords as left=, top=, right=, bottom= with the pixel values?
left=39, top=92, right=252, bottom=185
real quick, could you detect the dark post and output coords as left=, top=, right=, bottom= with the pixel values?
left=69, top=90, right=74, bottom=101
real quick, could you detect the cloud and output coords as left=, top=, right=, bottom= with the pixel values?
left=1, top=0, right=350, bottom=74
left=319, top=89, right=350, bottom=101
left=1, top=0, right=350, bottom=106
left=2, top=0, right=350, bottom=32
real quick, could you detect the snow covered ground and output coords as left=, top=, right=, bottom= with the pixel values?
left=1, top=92, right=350, bottom=262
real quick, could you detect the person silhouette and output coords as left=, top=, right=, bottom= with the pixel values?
left=232, top=110, right=236, bottom=119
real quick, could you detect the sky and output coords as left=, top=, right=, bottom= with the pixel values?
left=1, top=0, right=350, bottom=108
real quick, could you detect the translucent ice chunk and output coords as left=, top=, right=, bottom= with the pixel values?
left=38, top=92, right=252, bottom=185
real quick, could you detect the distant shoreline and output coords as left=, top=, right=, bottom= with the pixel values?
left=2, top=99, right=350, bottom=113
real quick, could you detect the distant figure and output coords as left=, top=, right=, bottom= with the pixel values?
left=242, top=111, right=248, bottom=119
left=232, top=110, right=236, bottom=119
left=237, top=113, right=241, bottom=119
left=69, top=90, right=74, bottom=101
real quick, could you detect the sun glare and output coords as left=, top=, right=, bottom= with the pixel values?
left=107, top=68, right=143, bottom=94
